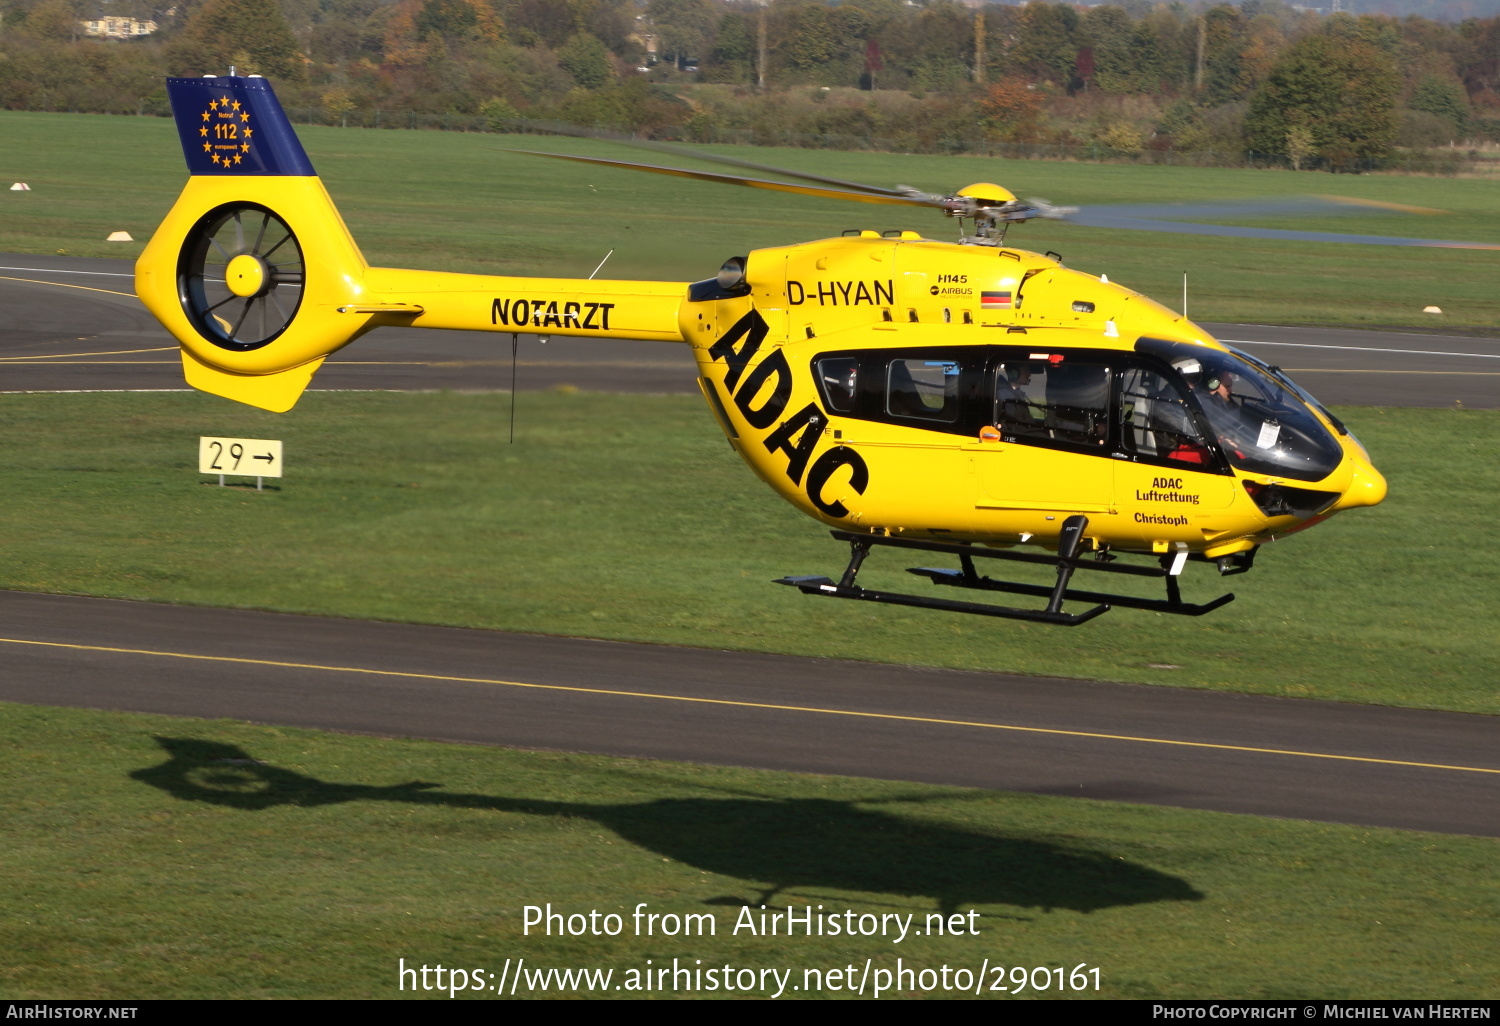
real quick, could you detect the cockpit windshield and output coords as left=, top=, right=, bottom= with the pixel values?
left=1227, top=345, right=1347, bottom=437
left=1136, top=338, right=1343, bottom=482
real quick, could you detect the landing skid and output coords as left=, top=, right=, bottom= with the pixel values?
left=774, top=516, right=1236, bottom=626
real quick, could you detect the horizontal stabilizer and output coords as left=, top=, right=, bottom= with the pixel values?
left=181, top=348, right=325, bottom=413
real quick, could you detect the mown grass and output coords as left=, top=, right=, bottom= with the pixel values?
left=1, top=703, right=1494, bottom=999
left=0, top=390, right=1494, bottom=714
left=4, top=111, right=1500, bottom=326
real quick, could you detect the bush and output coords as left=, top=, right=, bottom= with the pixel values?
left=478, top=96, right=520, bottom=131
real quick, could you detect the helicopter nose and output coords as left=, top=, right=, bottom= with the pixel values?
left=1330, top=459, right=1388, bottom=512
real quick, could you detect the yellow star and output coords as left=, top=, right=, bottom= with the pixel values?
left=201, top=111, right=210, bottom=121
left=202, top=142, right=212, bottom=152
left=231, top=100, right=241, bottom=111
left=240, top=112, right=250, bottom=122
left=241, top=142, right=250, bottom=152
left=244, top=127, right=253, bottom=139
left=221, top=95, right=230, bottom=104
left=199, top=126, right=208, bottom=137
left=209, top=99, right=218, bottom=110
left=233, top=154, right=242, bottom=164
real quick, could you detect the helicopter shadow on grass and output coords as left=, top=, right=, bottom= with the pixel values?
left=132, top=737, right=1203, bottom=918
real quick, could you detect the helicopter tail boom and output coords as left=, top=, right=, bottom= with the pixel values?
left=136, top=75, right=688, bottom=412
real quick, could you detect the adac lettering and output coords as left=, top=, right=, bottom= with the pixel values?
left=490, top=298, right=614, bottom=330
left=1135, top=475, right=1200, bottom=505
left=786, top=279, right=894, bottom=307
left=707, top=310, right=869, bottom=519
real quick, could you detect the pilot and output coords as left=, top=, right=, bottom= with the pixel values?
left=994, top=363, right=1036, bottom=430
left=1202, top=371, right=1237, bottom=408
left=1193, top=366, right=1258, bottom=460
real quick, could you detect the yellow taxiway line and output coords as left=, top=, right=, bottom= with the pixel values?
left=2, top=636, right=1496, bottom=776
left=0, top=275, right=137, bottom=299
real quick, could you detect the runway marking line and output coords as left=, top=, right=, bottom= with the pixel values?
left=0, top=361, right=179, bottom=365
left=0, top=275, right=137, bottom=299
left=0, top=347, right=174, bottom=361
left=1224, top=338, right=1500, bottom=360
left=0, top=265, right=135, bottom=278
left=3, top=635, right=1496, bottom=777
left=1281, top=368, right=1500, bottom=376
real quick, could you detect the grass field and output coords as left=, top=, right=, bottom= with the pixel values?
left=1, top=391, right=1495, bottom=715
left=2, top=702, right=1494, bottom=1000
left=5, top=111, right=1500, bottom=326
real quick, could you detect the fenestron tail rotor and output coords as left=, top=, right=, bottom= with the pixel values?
left=178, top=203, right=305, bottom=350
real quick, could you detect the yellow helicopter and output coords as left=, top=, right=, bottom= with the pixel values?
left=137, top=75, right=1393, bottom=625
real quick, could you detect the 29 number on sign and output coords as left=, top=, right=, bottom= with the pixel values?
left=199, top=436, right=283, bottom=486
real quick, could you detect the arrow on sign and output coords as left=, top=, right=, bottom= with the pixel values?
left=253, top=453, right=276, bottom=464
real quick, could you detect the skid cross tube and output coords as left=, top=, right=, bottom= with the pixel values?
left=907, top=568, right=1235, bottom=616
left=774, top=518, right=1236, bottom=624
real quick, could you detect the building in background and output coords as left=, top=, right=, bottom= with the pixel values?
left=79, top=12, right=159, bottom=39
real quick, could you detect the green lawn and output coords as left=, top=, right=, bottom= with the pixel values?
left=4, top=111, right=1500, bottom=326
left=1, top=703, right=1494, bottom=999
left=1, top=391, right=1495, bottom=714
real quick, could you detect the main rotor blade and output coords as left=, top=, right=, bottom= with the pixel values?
left=509, top=149, right=940, bottom=208
left=505, top=120, right=921, bottom=199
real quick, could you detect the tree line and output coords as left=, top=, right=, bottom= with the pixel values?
left=1, top=0, right=1496, bottom=170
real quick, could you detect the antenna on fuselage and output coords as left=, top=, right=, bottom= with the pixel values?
left=509, top=332, right=519, bottom=443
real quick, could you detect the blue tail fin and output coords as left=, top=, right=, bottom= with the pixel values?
left=167, top=75, right=315, bottom=176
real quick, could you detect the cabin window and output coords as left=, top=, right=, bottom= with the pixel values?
left=887, top=359, right=960, bottom=422
left=994, top=360, right=1110, bottom=447
left=815, top=356, right=860, bottom=413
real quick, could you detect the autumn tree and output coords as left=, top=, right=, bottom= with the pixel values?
left=1410, top=74, right=1469, bottom=134
left=1246, top=32, right=1399, bottom=168
left=1081, top=6, right=1141, bottom=94
left=1199, top=5, right=1247, bottom=103
left=647, top=0, right=717, bottom=68
left=980, top=77, right=1043, bottom=141
left=382, top=0, right=501, bottom=67
left=557, top=31, right=612, bottom=89
left=705, top=9, right=756, bottom=84
left=509, top=0, right=576, bottom=50
left=167, top=0, right=304, bottom=79
left=18, top=0, right=80, bottom=41
left=1010, top=3, right=1077, bottom=85
left=905, top=0, right=971, bottom=92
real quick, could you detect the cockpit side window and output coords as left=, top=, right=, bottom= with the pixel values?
left=1119, top=363, right=1220, bottom=468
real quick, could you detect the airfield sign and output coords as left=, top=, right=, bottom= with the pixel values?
left=199, top=436, right=282, bottom=487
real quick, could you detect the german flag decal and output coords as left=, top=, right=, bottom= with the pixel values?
left=980, top=291, right=1012, bottom=309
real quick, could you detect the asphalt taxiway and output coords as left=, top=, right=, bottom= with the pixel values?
left=2, top=591, right=1496, bottom=837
